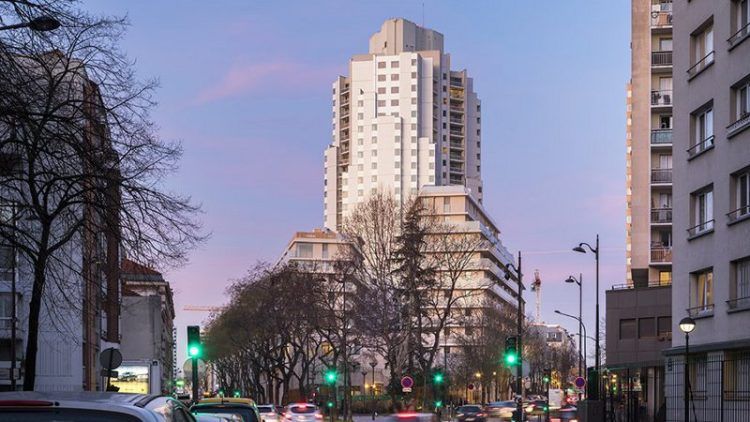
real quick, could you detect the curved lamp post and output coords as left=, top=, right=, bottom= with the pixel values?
left=503, top=252, right=523, bottom=421
left=573, top=235, right=600, bottom=400
left=565, top=274, right=584, bottom=378
left=679, top=317, right=696, bottom=422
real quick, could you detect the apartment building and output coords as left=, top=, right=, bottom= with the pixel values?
left=323, top=18, right=482, bottom=230
left=608, top=0, right=676, bottom=417
left=664, top=0, right=750, bottom=420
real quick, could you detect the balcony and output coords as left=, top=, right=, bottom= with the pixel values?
left=610, top=279, right=671, bottom=290
left=651, top=129, right=673, bottom=145
left=728, top=22, right=750, bottom=50
left=687, top=51, right=714, bottom=80
left=727, top=112, right=750, bottom=139
left=687, top=135, right=715, bottom=160
left=687, top=219, right=714, bottom=239
left=450, top=117, right=463, bottom=125
left=651, top=208, right=672, bottom=224
left=651, top=51, right=673, bottom=67
left=651, top=168, right=672, bottom=184
left=650, top=246, right=672, bottom=263
left=727, top=205, right=750, bottom=225
left=687, top=304, right=714, bottom=319
left=450, top=141, right=463, bottom=149
left=650, top=11, right=672, bottom=29
left=727, top=296, right=750, bottom=312
left=651, top=90, right=672, bottom=107
left=450, top=130, right=464, bottom=137
left=449, top=166, right=463, bottom=173
left=450, top=77, right=463, bottom=87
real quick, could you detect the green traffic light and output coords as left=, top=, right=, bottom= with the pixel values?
left=188, top=344, right=201, bottom=358
left=435, top=400, right=443, bottom=408
left=504, top=353, right=518, bottom=365
left=233, top=390, right=241, bottom=398
left=325, top=369, right=338, bottom=384
left=326, top=401, right=334, bottom=408
left=543, top=376, right=550, bottom=383
left=433, top=373, right=444, bottom=384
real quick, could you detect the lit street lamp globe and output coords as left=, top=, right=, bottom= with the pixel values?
left=679, top=317, right=696, bottom=333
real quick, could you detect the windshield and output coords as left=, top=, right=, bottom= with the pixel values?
left=0, top=409, right=140, bottom=421
left=258, top=406, right=275, bottom=413
left=289, top=405, right=317, bottom=414
left=193, top=407, right=258, bottom=422
left=457, top=406, right=481, bottom=413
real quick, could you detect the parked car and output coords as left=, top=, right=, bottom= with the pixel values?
left=0, top=391, right=196, bottom=421
left=280, top=403, right=322, bottom=422
left=387, top=412, right=439, bottom=422
left=192, top=398, right=260, bottom=422
left=194, top=414, right=244, bottom=422
left=455, top=405, right=486, bottom=422
left=257, top=404, right=280, bottom=422
left=484, top=401, right=516, bottom=420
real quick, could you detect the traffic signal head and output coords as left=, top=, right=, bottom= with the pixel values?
left=326, top=401, right=334, bottom=408
left=542, top=368, right=551, bottom=383
left=433, top=372, right=444, bottom=384
left=324, top=368, right=338, bottom=384
left=435, top=400, right=443, bottom=408
left=233, top=390, right=241, bottom=398
left=187, top=326, right=202, bottom=358
left=504, top=336, right=518, bottom=366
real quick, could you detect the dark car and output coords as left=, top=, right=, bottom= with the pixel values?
left=456, top=405, right=486, bottom=422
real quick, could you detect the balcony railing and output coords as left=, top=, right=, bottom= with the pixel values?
left=651, top=208, right=672, bottom=224
left=687, top=304, right=714, bottom=318
left=687, top=219, right=714, bottom=237
left=728, top=22, right=750, bottom=49
left=687, top=135, right=715, bottom=159
left=651, top=129, right=673, bottom=144
left=687, top=51, right=715, bottom=79
left=651, top=90, right=672, bottom=106
left=450, top=117, right=463, bottom=125
left=650, top=246, right=672, bottom=263
left=727, top=296, right=750, bottom=311
left=727, top=205, right=750, bottom=223
left=610, top=279, right=671, bottom=290
left=651, top=168, right=672, bottom=184
left=449, top=166, right=463, bottom=173
left=450, top=130, right=463, bottom=137
left=652, top=51, right=673, bottom=66
left=727, top=112, right=750, bottom=138
left=450, top=142, right=463, bottom=149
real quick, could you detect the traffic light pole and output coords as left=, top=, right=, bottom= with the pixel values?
left=192, top=356, right=199, bottom=403
left=515, top=252, right=523, bottom=422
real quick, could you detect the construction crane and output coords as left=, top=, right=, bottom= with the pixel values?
left=183, top=305, right=224, bottom=312
left=530, top=270, right=542, bottom=322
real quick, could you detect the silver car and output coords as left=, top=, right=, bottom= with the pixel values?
left=0, top=391, right=195, bottom=421
left=281, top=403, right=322, bottom=422
left=257, top=404, right=280, bottom=422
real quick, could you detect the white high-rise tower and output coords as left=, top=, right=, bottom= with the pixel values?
left=323, top=18, right=483, bottom=229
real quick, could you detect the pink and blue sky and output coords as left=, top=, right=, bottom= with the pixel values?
left=85, top=0, right=630, bottom=366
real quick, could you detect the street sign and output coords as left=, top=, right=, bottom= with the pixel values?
left=401, top=376, right=414, bottom=389
left=524, top=379, right=531, bottom=389
left=402, top=387, right=412, bottom=393
left=99, top=348, right=123, bottom=370
left=574, top=376, right=586, bottom=389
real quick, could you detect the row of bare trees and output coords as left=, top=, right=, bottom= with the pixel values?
left=1, top=0, right=203, bottom=389
left=204, top=193, right=572, bottom=411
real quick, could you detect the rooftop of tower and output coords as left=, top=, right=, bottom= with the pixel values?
left=368, top=18, right=444, bottom=55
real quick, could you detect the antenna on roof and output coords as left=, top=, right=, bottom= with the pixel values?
left=422, top=2, right=425, bottom=27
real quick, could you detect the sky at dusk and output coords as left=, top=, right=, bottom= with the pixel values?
left=85, top=0, right=631, bottom=367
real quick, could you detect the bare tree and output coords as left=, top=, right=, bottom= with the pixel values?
left=1, top=1, right=204, bottom=389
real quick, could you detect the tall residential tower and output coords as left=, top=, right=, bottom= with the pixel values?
left=323, top=18, right=482, bottom=230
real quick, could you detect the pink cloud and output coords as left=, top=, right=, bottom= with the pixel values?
left=191, top=60, right=342, bottom=105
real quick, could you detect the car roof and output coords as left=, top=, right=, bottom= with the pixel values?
left=0, top=391, right=163, bottom=420
left=201, top=398, right=256, bottom=405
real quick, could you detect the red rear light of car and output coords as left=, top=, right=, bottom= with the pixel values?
left=396, top=413, right=418, bottom=418
left=0, top=400, right=55, bottom=407
left=315, top=414, right=323, bottom=419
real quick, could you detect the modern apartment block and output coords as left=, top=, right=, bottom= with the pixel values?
left=611, top=1, right=675, bottom=418
left=665, top=0, right=750, bottom=420
left=323, top=18, right=482, bottom=230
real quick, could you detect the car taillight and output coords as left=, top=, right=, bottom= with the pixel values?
left=315, top=414, right=323, bottom=419
left=477, top=413, right=486, bottom=417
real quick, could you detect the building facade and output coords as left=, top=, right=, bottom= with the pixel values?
left=665, top=0, right=750, bottom=420
left=324, top=18, right=483, bottom=230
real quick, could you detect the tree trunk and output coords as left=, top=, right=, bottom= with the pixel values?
left=23, top=258, right=47, bottom=390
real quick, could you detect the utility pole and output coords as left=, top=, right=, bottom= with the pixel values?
left=516, top=251, right=523, bottom=422
left=10, top=205, right=17, bottom=390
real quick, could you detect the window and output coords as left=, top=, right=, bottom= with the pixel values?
left=691, top=268, right=714, bottom=314
left=0, top=292, right=12, bottom=329
left=391, top=99, right=399, bottom=106
left=296, top=243, right=313, bottom=258
left=638, top=318, right=656, bottom=338
left=411, top=84, right=417, bottom=92
left=390, top=74, right=399, bottom=81
left=378, top=61, right=386, bottom=69
left=690, top=188, right=714, bottom=236
left=377, top=100, right=386, bottom=107
left=378, top=74, right=386, bottom=81
left=657, top=316, right=671, bottom=336
left=659, top=37, right=673, bottom=51
left=619, top=319, right=636, bottom=339
left=0, top=246, right=12, bottom=281
left=443, top=197, right=451, bottom=212
left=391, top=86, right=399, bottom=94
left=689, top=107, right=714, bottom=157
left=730, top=170, right=750, bottom=222
left=321, top=243, right=329, bottom=259
left=730, top=257, right=750, bottom=310
left=724, top=351, right=750, bottom=400
left=659, top=271, right=672, bottom=285
left=377, top=87, right=386, bottom=94
left=689, top=22, right=714, bottom=78
left=730, top=0, right=750, bottom=47
left=730, top=79, right=750, bottom=136
left=371, top=163, right=377, bottom=170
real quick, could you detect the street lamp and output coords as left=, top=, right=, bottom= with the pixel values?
left=565, top=274, right=584, bottom=379
left=0, top=16, right=61, bottom=32
left=679, top=316, right=696, bottom=422
left=554, top=309, right=587, bottom=371
left=573, top=235, right=600, bottom=400
left=503, top=251, right=524, bottom=421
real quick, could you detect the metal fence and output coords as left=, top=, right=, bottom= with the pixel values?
left=665, top=352, right=750, bottom=422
